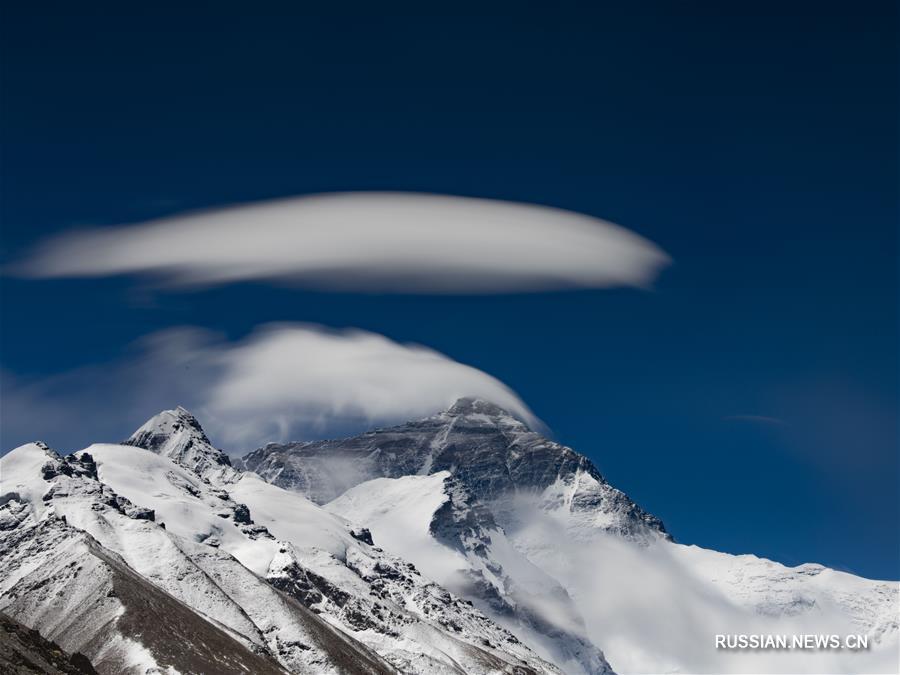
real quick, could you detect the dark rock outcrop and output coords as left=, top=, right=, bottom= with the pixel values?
left=0, top=611, right=97, bottom=674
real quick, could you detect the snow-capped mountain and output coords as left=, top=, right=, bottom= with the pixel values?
left=1, top=442, right=392, bottom=674
left=2, top=402, right=898, bottom=674
left=245, top=398, right=900, bottom=674
left=1, top=411, right=568, bottom=675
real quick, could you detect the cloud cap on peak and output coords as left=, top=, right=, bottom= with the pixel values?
left=1, top=323, right=537, bottom=453
left=11, top=192, right=670, bottom=294
left=201, top=323, right=539, bottom=445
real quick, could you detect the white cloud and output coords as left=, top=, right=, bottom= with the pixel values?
left=11, top=192, right=670, bottom=293
left=0, top=324, right=535, bottom=453
left=200, top=323, right=537, bottom=446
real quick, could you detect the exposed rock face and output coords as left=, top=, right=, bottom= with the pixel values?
left=428, top=475, right=500, bottom=558
left=349, top=528, right=374, bottom=546
left=243, top=397, right=668, bottom=541
left=0, top=611, right=97, bottom=674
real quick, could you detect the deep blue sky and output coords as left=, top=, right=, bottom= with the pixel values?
left=1, top=2, right=897, bottom=579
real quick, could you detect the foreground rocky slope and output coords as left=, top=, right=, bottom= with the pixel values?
left=0, top=611, right=97, bottom=675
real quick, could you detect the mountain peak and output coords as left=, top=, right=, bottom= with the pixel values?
left=5, top=440, right=58, bottom=460
left=243, top=400, right=667, bottom=541
left=446, top=397, right=513, bottom=418
left=125, top=408, right=236, bottom=482
left=155, top=405, right=208, bottom=434
left=442, top=397, right=536, bottom=432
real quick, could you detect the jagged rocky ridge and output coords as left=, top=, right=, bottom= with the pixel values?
left=1, top=416, right=567, bottom=674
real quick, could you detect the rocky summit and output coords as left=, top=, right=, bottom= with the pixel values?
left=242, top=397, right=668, bottom=541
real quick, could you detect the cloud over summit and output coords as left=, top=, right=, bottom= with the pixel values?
left=12, top=192, right=670, bottom=293
left=1, top=324, right=536, bottom=452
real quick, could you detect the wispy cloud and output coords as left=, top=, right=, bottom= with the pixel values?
left=9, top=192, right=670, bottom=293
left=0, top=324, right=536, bottom=454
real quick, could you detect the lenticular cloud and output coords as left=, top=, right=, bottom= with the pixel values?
left=12, top=192, right=670, bottom=293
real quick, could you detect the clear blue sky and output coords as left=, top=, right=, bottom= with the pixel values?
left=1, top=1, right=897, bottom=579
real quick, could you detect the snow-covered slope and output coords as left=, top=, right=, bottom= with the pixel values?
left=2, top=429, right=561, bottom=674
left=503, top=491, right=899, bottom=674
left=327, top=472, right=611, bottom=675
left=0, top=444, right=314, bottom=674
left=246, top=398, right=900, bottom=675
left=95, top=441, right=560, bottom=674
